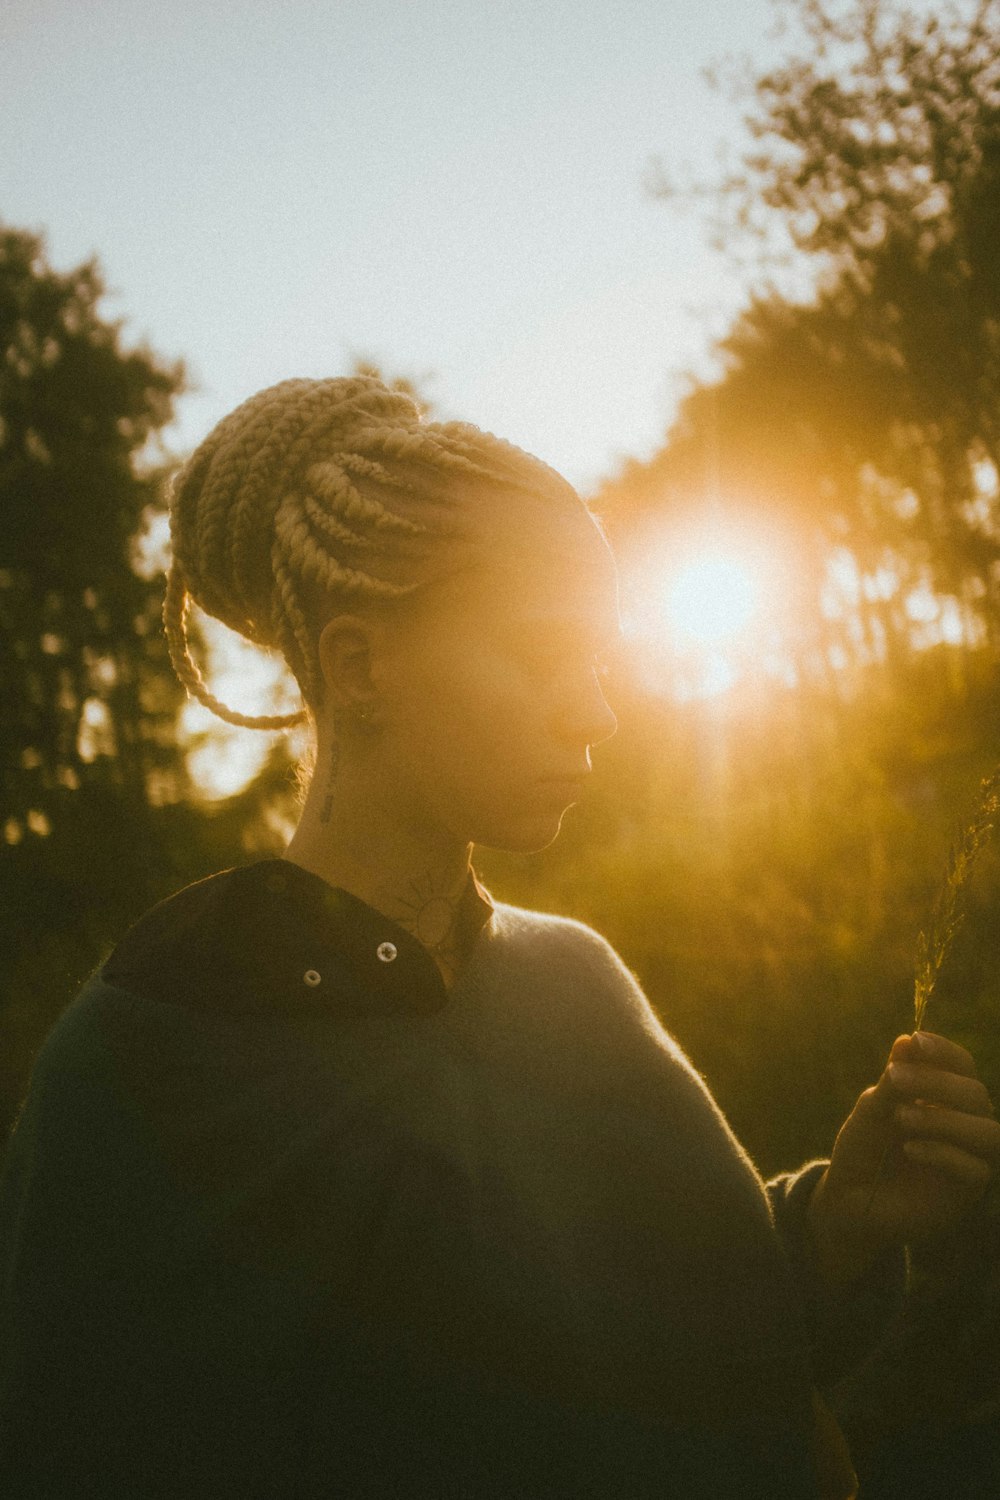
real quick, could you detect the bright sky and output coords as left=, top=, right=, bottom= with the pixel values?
left=1, top=0, right=791, bottom=493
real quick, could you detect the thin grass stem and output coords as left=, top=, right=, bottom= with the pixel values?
left=864, top=763, right=1000, bottom=1220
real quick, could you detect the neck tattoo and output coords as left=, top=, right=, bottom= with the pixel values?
left=384, top=873, right=467, bottom=977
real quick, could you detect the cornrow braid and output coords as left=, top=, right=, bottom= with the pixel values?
left=163, top=374, right=579, bottom=729
left=162, top=563, right=307, bottom=730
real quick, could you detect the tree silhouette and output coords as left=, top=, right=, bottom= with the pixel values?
left=0, top=225, right=192, bottom=1132
left=622, top=0, right=1000, bottom=678
left=0, top=225, right=188, bottom=829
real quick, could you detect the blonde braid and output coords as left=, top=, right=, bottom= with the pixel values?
left=162, top=561, right=307, bottom=730
left=272, top=493, right=416, bottom=606
left=164, top=375, right=580, bottom=729
left=301, top=490, right=376, bottom=552
left=306, top=460, right=428, bottom=537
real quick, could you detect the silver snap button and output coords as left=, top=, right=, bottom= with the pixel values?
left=376, top=942, right=398, bottom=964
left=303, top=969, right=322, bottom=987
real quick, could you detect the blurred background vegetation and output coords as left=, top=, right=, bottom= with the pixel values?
left=3, top=1, right=1000, bottom=1489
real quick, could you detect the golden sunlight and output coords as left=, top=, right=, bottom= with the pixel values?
left=618, top=516, right=803, bottom=702
left=662, top=553, right=759, bottom=645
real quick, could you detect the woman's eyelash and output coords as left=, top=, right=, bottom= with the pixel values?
left=519, top=644, right=613, bottom=678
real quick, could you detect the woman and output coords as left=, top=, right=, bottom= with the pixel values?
left=2, top=376, right=997, bottom=1499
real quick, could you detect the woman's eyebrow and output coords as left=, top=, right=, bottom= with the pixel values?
left=508, top=617, right=622, bottom=653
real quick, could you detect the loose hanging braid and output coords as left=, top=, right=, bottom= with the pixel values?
left=163, top=375, right=578, bottom=729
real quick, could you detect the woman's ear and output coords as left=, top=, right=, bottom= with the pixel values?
left=316, top=614, right=377, bottom=715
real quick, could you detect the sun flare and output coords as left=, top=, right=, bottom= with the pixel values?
left=618, top=519, right=800, bottom=702
left=662, top=553, right=759, bottom=645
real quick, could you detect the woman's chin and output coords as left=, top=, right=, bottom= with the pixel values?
left=474, top=808, right=567, bottom=855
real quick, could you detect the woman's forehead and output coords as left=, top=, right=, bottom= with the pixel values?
left=443, top=508, right=621, bottom=640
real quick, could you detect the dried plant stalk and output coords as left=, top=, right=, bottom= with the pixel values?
left=864, top=763, right=1000, bottom=1218
left=913, top=763, right=1000, bottom=1031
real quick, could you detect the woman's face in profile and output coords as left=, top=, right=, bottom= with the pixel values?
left=375, top=503, right=621, bottom=853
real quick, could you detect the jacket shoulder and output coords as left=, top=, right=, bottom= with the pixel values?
left=490, top=900, right=641, bottom=988
left=99, top=864, right=274, bottom=1013
left=489, top=902, right=686, bottom=1044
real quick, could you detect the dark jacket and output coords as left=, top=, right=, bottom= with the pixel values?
left=0, top=860, right=903, bottom=1497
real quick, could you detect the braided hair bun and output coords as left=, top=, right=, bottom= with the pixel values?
left=163, top=375, right=578, bottom=728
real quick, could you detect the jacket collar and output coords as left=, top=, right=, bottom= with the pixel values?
left=100, top=857, right=495, bottom=1020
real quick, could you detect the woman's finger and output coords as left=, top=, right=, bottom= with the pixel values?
left=885, top=1062, right=995, bottom=1116
left=896, top=1101, right=1000, bottom=1159
left=901, top=1138, right=993, bottom=1186
left=905, top=1031, right=979, bottom=1077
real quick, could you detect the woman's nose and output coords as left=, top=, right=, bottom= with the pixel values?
left=589, top=689, right=618, bottom=747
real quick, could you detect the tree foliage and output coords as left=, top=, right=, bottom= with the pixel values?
left=596, top=5, right=1000, bottom=1473
left=0, top=227, right=201, bottom=1125
left=620, top=0, right=1000, bottom=678
left=0, top=224, right=188, bottom=828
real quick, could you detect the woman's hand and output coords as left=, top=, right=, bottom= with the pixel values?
left=807, top=1031, right=1000, bottom=1287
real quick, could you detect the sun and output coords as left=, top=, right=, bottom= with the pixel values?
left=663, top=553, right=759, bottom=645
left=618, top=517, right=801, bottom=701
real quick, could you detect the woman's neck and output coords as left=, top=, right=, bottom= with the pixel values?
left=282, top=767, right=479, bottom=986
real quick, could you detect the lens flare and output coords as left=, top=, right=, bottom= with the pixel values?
left=663, top=554, right=758, bottom=645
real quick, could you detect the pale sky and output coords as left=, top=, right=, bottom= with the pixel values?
left=2, top=0, right=796, bottom=493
